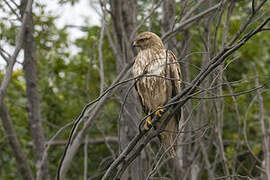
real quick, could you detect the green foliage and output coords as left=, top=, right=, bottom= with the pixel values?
left=0, top=0, right=270, bottom=179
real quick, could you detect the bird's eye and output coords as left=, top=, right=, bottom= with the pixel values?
left=139, top=38, right=147, bottom=42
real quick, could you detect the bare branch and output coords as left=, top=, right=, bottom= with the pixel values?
left=228, top=0, right=267, bottom=45
left=96, top=124, right=117, bottom=159
left=181, top=0, right=205, bottom=24
left=101, top=16, right=270, bottom=180
left=0, top=101, right=34, bottom=180
left=28, top=137, right=118, bottom=146
left=243, top=95, right=261, bottom=163
left=3, top=0, right=21, bottom=20
left=0, top=1, right=34, bottom=179
left=98, top=19, right=105, bottom=94
left=83, top=134, right=88, bottom=180
left=130, top=0, right=163, bottom=40
left=0, top=47, right=10, bottom=65
left=57, top=62, right=134, bottom=179
left=190, top=84, right=267, bottom=99
left=39, top=121, right=74, bottom=173
left=0, top=0, right=33, bottom=103
left=86, top=56, right=92, bottom=99
left=162, top=2, right=222, bottom=42
left=253, top=64, right=270, bottom=179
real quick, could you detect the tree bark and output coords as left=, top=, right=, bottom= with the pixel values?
left=162, top=0, right=186, bottom=178
left=20, top=0, right=50, bottom=179
left=110, top=0, right=145, bottom=179
left=0, top=101, right=34, bottom=180
left=253, top=65, right=270, bottom=180
left=162, top=0, right=177, bottom=53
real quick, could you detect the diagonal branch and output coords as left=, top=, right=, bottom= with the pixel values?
left=0, top=0, right=34, bottom=179
left=57, top=62, right=134, bottom=179
left=101, top=17, right=270, bottom=180
left=0, top=101, right=34, bottom=180
left=0, top=0, right=33, bottom=103
left=162, top=2, right=222, bottom=42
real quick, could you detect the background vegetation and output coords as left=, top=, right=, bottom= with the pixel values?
left=0, top=0, right=270, bottom=179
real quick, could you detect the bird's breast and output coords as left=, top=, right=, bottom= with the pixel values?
left=132, top=49, right=172, bottom=111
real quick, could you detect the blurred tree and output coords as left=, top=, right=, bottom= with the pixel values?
left=0, top=0, right=269, bottom=179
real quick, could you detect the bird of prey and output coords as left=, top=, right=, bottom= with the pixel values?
left=132, top=32, right=182, bottom=157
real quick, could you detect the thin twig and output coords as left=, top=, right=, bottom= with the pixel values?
left=96, top=124, right=116, bottom=159
left=98, top=19, right=105, bottom=94
left=252, top=64, right=270, bottom=178
left=3, top=0, right=21, bottom=20
left=57, top=62, right=134, bottom=179
left=243, top=95, right=261, bottom=163
left=0, top=0, right=33, bottom=103
left=101, top=16, right=270, bottom=180
left=162, top=2, right=222, bottom=42
left=130, top=0, right=163, bottom=40
left=228, top=0, right=267, bottom=45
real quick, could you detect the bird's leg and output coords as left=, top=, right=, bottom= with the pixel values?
left=155, top=106, right=165, bottom=117
left=144, top=114, right=152, bottom=130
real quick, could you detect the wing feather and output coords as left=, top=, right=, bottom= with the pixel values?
left=167, top=50, right=182, bottom=129
left=135, top=83, right=148, bottom=114
left=168, top=50, right=181, bottom=96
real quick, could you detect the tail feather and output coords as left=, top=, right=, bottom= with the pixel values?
left=159, top=115, right=179, bottom=158
left=154, top=108, right=182, bottom=157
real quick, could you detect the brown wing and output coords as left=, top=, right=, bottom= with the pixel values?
left=135, top=83, right=148, bottom=114
left=133, top=51, right=152, bottom=115
left=168, top=50, right=181, bottom=97
left=167, top=50, right=182, bottom=128
left=133, top=49, right=181, bottom=112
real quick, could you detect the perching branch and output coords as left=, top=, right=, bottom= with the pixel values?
left=101, top=16, right=270, bottom=180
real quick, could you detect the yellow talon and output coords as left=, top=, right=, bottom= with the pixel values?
left=144, top=116, right=152, bottom=130
left=155, top=107, right=165, bottom=117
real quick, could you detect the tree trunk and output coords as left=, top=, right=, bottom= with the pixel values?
left=162, top=0, right=185, bottom=178
left=162, top=0, right=177, bottom=53
left=20, top=0, right=50, bottom=179
left=110, top=0, right=146, bottom=179
left=0, top=102, right=34, bottom=180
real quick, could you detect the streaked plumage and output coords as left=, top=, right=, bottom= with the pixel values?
left=132, top=32, right=182, bottom=157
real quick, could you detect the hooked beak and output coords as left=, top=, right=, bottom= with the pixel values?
left=132, top=40, right=138, bottom=47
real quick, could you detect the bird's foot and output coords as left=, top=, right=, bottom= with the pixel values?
left=155, top=107, right=165, bottom=117
left=144, top=116, right=152, bottom=130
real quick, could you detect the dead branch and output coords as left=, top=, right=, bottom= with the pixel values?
left=243, top=95, right=261, bottom=163
left=98, top=19, right=105, bottom=94
left=27, top=137, right=118, bottom=146
left=162, top=2, right=222, bottom=42
left=3, top=0, right=21, bottom=20
left=130, top=0, right=163, bottom=40
left=253, top=64, right=270, bottom=179
left=0, top=101, right=34, bottom=180
left=96, top=125, right=117, bottom=159
left=0, top=0, right=33, bottom=103
left=0, top=47, right=11, bottom=65
left=57, top=62, right=133, bottom=179
left=0, top=0, right=34, bottom=179
left=101, top=16, right=270, bottom=180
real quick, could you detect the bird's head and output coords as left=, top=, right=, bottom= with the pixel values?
left=132, top=32, right=164, bottom=50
